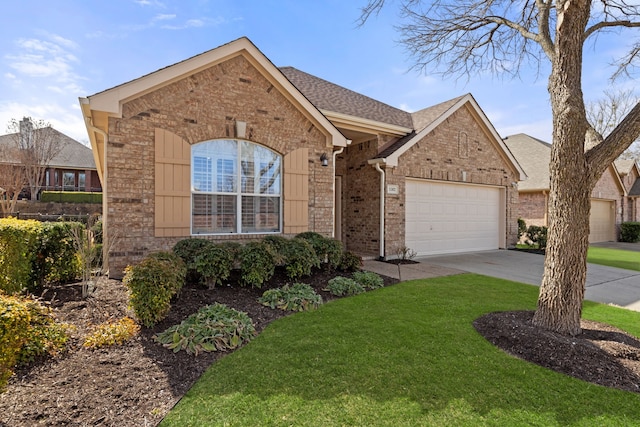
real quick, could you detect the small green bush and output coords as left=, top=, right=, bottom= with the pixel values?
left=0, top=218, right=41, bottom=294
left=262, top=235, right=289, bottom=265
left=324, top=276, right=365, bottom=297
left=339, top=251, right=363, bottom=272
left=517, top=218, right=527, bottom=239
left=172, top=238, right=213, bottom=283
left=258, top=283, right=323, bottom=312
left=0, top=293, right=31, bottom=391
left=620, top=222, right=640, bottom=243
left=281, top=238, right=320, bottom=280
left=33, top=221, right=82, bottom=286
left=123, top=252, right=186, bottom=327
left=295, top=232, right=343, bottom=268
left=240, top=241, right=275, bottom=288
left=352, top=271, right=384, bottom=290
left=154, top=303, right=256, bottom=355
left=526, top=225, right=548, bottom=250
left=194, top=244, right=235, bottom=287
left=16, top=298, right=70, bottom=366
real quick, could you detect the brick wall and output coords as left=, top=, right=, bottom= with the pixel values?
left=104, top=55, right=332, bottom=277
left=341, top=105, right=520, bottom=258
left=517, top=192, right=547, bottom=227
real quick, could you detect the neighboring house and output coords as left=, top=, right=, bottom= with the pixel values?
left=80, top=37, right=525, bottom=278
left=615, top=158, right=640, bottom=222
left=0, top=123, right=101, bottom=198
left=503, top=133, right=626, bottom=242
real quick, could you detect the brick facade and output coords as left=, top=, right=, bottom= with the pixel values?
left=337, top=106, right=520, bottom=258
left=104, top=55, right=333, bottom=276
left=517, top=192, right=547, bottom=227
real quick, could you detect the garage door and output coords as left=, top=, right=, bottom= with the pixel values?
left=405, top=180, right=503, bottom=256
left=589, top=199, right=615, bottom=243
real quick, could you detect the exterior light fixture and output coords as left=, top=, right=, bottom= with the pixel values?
left=320, top=152, right=329, bottom=167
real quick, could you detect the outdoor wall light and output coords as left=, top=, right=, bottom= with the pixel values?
left=320, top=152, right=329, bottom=167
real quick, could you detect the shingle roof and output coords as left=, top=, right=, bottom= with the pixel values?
left=0, top=128, right=96, bottom=169
left=615, top=158, right=636, bottom=175
left=279, top=66, right=413, bottom=129
left=502, top=133, right=551, bottom=191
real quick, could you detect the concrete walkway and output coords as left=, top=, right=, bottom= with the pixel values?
left=363, top=249, right=640, bottom=311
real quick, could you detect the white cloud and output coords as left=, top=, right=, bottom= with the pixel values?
left=5, top=34, right=85, bottom=95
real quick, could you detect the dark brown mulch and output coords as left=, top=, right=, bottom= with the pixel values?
left=474, top=310, right=640, bottom=394
left=0, top=267, right=397, bottom=427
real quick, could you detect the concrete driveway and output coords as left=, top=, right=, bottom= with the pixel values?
left=364, top=249, right=640, bottom=311
left=419, top=250, right=640, bottom=311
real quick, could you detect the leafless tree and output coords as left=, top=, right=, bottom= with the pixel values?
left=7, top=117, right=62, bottom=201
left=360, top=0, right=640, bottom=335
left=587, top=89, right=640, bottom=158
left=0, top=154, right=26, bottom=215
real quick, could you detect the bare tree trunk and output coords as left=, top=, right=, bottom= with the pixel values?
left=532, top=0, right=593, bottom=336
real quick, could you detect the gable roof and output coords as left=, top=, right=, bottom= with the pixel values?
left=370, top=94, right=526, bottom=180
left=0, top=128, right=95, bottom=169
left=502, top=133, right=552, bottom=191
left=504, top=133, right=626, bottom=194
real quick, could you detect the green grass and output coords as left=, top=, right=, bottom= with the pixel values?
left=161, top=274, right=640, bottom=426
left=587, top=246, right=640, bottom=271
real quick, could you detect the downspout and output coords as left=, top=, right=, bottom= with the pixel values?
left=374, top=161, right=386, bottom=260
left=331, top=140, right=350, bottom=238
left=84, top=118, right=109, bottom=272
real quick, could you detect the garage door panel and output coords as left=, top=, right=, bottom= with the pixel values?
left=589, top=200, right=615, bottom=243
left=405, top=180, right=502, bottom=256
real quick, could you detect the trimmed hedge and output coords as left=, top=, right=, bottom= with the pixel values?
left=40, top=191, right=102, bottom=204
left=620, top=222, right=640, bottom=243
left=0, top=218, right=83, bottom=293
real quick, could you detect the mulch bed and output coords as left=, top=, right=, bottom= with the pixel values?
left=3, top=269, right=640, bottom=426
left=0, top=267, right=397, bottom=427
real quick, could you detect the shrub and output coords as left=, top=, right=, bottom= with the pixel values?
left=324, top=276, right=365, bottom=297
left=154, top=303, right=256, bottom=355
left=352, top=271, right=384, bottom=290
left=620, top=222, right=640, bottom=243
left=40, top=191, right=102, bottom=204
left=339, top=251, right=363, bottom=272
left=258, top=283, right=323, bottom=312
left=240, top=241, right=275, bottom=288
left=295, top=232, right=343, bottom=268
left=16, top=298, right=70, bottom=366
left=518, top=218, right=527, bottom=239
left=0, top=294, right=70, bottom=383
left=172, top=238, right=213, bottom=283
left=526, top=225, right=548, bottom=250
left=262, top=235, right=289, bottom=265
left=0, top=293, right=31, bottom=391
left=0, top=218, right=41, bottom=294
left=34, top=221, right=83, bottom=286
left=83, top=317, right=140, bottom=349
left=281, top=238, right=320, bottom=280
left=194, top=244, right=235, bottom=287
left=123, top=252, right=186, bottom=327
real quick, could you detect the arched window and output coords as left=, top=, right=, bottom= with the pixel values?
left=191, top=139, right=281, bottom=234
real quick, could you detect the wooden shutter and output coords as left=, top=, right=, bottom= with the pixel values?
left=283, top=148, right=309, bottom=234
left=154, top=128, right=191, bottom=237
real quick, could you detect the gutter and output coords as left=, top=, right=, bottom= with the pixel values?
left=331, top=140, right=351, bottom=238
left=369, top=159, right=386, bottom=260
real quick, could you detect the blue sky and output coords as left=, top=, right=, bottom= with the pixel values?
left=0, top=1, right=636, bottom=145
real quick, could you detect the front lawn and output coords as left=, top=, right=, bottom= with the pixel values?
left=161, top=274, right=640, bottom=426
left=587, top=246, right=640, bottom=271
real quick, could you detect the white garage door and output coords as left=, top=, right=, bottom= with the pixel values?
left=405, top=180, right=503, bottom=256
left=589, top=199, right=615, bottom=243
